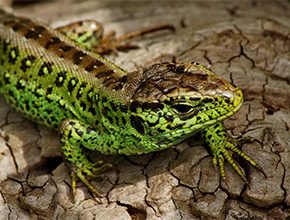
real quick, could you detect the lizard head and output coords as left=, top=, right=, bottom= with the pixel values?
left=129, top=62, right=243, bottom=147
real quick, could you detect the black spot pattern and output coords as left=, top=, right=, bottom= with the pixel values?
left=8, top=46, right=20, bottom=64
left=16, top=79, right=25, bottom=90
left=46, top=86, right=53, bottom=95
left=67, top=77, right=78, bottom=93
left=3, top=40, right=10, bottom=52
left=38, top=62, right=53, bottom=76
left=55, top=71, right=67, bottom=87
left=76, top=83, right=87, bottom=99
left=20, top=55, right=36, bottom=72
left=88, top=107, right=97, bottom=116
left=80, top=101, right=86, bottom=111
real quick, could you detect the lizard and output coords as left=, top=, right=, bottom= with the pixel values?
left=0, top=8, right=262, bottom=199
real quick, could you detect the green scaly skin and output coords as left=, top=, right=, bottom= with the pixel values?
left=0, top=9, right=261, bottom=199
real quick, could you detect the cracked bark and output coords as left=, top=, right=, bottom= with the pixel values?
left=1, top=0, right=290, bottom=219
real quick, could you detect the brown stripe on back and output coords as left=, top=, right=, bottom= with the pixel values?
left=3, top=19, right=15, bottom=26
left=85, top=60, right=104, bottom=72
left=59, top=45, right=73, bottom=52
left=1, top=11, right=113, bottom=77
left=21, top=24, right=55, bottom=47
left=112, top=75, right=128, bottom=91
left=1, top=9, right=131, bottom=100
left=44, top=37, right=61, bottom=49
left=53, top=45, right=107, bottom=72
left=2, top=14, right=18, bottom=26
left=103, top=76, right=118, bottom=88
left=25, top=26, right=47, bottom=40
left=95, top=70, right=115, bottom=79
left=72, top=51, right=87, bottom=65
left=11, top=22, right=25, bottom=32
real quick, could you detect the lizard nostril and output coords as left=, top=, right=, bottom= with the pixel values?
left=225, top=98, right=231, bottom=104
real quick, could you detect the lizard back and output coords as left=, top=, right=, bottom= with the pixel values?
left=0, top=9, right=138, bottom=129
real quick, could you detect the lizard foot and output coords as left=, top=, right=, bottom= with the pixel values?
left=201, top=122, right=264, bottom=183
left=214, top=136, right=263, bottom=183
left=70, top=161, right=114, bottom=202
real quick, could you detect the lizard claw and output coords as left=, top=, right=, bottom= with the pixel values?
left=201, top=122, right=263, bottom=183
left=70, top=161, right=114, bottom=202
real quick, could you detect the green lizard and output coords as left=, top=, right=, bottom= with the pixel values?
left=0, top=9, right=261, bottom=199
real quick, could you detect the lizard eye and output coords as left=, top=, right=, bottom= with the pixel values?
left=172, top=103, right=193, bottom=114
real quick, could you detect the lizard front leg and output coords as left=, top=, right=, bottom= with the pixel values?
left=200, top=122, right=262, bottom=182
left=59, top=119, right=113, bottom=200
